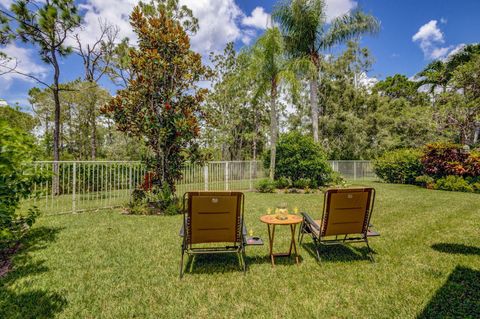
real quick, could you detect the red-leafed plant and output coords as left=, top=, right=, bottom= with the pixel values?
left=421, top=143, right=479, bottom=178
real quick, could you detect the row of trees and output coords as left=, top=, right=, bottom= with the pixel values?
left=0, top=0, right=479, bottom=182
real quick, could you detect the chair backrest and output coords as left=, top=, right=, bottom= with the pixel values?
left=184, top=191, right=244, bottom=245
left=321, top=188, right=375, bottom=237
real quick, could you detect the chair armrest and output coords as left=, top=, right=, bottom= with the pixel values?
left=301, top=212, right=320, bottom=231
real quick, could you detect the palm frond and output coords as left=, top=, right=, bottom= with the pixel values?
left=321, top=10, right=379, bottom=50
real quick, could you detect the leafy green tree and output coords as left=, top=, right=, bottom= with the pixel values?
left=250, top=27, right=298, bottom=179
left=75, top=20, right=119, bottom=159
left=0, top=121, right=47, bottom=248
left=273, top=0, right=379, bottom=143
left=102, top=0, right=208, bottom=195
left=204, top=43, right=267, bottom=161
left=0, top=0, right=80, bottom=164
left=0, top=104, right=37, bottom=133
left=373, top=74, right=424, bottom=103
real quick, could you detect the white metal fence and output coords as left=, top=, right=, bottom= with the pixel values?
left=24, top=161, right=265, bottom=215
left=328, top=160, right=376, bottom=180
left=23, top=160, right=375, bottom=215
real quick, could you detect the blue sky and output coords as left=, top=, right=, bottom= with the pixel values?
left=0, top=0, right=479, bottom=110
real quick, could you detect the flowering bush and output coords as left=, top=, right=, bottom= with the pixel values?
left=421, top=143, right=479, bottom=177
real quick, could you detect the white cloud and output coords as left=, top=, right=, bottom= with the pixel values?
left=440, top=17, right=447, bottom=24
left=183, top=0, right=245, bottom=53
left=74, top=0, right=249, bottom=57
left=242, top=7, right=270, bottom=30
left=412, top=20, right=452, bottom=59
left=357, top=72, right=378, bottom=90
left=0, top=44, right=49, bottom=89
left=447, top=43, right=466, bottom=58
left=412, top=20, right=444, bottom=44
left=430, top=46, right=452, bottom=59
left=0, top=0, right=12, bottom=8
left=325, top=0, right=358, bottom=22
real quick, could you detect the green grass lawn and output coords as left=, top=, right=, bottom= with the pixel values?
left=2, top=182, right=479, bottom=318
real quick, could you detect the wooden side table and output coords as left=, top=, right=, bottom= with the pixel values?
left=260, top=214, right=302, bottom=267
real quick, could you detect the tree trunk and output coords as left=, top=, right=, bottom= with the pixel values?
left=310, top=78, right=319, bottom=143
left=269, top=79, right=278, bottom=180
left=474, top=121, right=480, bottom=145
left=91, top=121, right=97, bottom=160
left=52, top=52, right=61, bottom=195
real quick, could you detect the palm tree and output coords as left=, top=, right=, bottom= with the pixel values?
left=417, top=44, right=480, bottom=95
left=273, top=0, right=379, bottom=142
left=250, top=27, right=298, bottom=179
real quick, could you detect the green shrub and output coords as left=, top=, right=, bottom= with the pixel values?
left=264, top=132, right=332, bottom=187
left=275, top=176, right=292, bottom=189
left=0, top=121, right=48, bottom=249
left=326, top=171, right=347, bottom=187
left=285, top=188, right=300, bottom=194
left=433, top=176, right=474, bottom=193
left=126, top=184, right=181, bottom=215
left=255, top=178, right=276, bottom=193
left=373, top=148, right=423, bottom=184
left=292, top=178, right=311, bottom=189
left=415, top=175, right=435, bottom=188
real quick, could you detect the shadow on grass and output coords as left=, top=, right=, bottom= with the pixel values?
left=417, top=266, right=480, bottom=318
left=301, top=242, right=374, bottom=263
left=431, top=243, right=480, bottom=256
left=0, top=226, right=67, bottom=319
left=182, top=252, right=273, bottom=276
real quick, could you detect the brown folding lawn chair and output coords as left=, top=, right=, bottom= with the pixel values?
left=179, top=191, right=247, bottom=278
left=299, top=187, right=380, bottom=262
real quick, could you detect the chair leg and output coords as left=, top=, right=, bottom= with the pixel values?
left=299, top=224, right=305, bottom=245
left=313, top=238, right=321, bottom=262
left=179, top=246, right=185, bottom=279
left=298, top=221, right=304, bottom=243
left=365, top=238, right=375, bottom=263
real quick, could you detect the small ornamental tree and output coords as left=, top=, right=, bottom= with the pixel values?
left=102, top=0, right=208, bottom=208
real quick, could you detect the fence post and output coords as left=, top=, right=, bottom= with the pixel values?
left=225, top=162, right=229, bottom=191
left=204, top=164, right=208, bottom=191
left=129, top=165, right=132, bottom=191
left=249, top=161, right=253, bottom=191
left=353, top=161, right=357, bottom=180
left=72, top=162, right=76, bottom=213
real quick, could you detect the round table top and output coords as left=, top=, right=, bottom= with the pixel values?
left=260, top=214, right=303, bottom=225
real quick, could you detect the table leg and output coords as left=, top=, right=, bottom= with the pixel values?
left=267, top=224, right=276, bottom=267
left=290, top=224, right=299, bottom=265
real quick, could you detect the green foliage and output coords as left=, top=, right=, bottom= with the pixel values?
left=102, top=2, right=208, bottom=198
left=0, top=105, right=37, bottom=132
left=415, top=175, right=435, bottom=188
left=204, top=43, right=268, bottom=160
left=275, top=176, right=292, bottom=189
left=433, top=176, right=474, bottom=193
left=292, top=178, right=312, bottom=189
left=421, top=143, right=479, bottom=178
left=126, top=184, right=180, bottom=215
left=373, top=148, right=423, bottom=184
left=266, top=132, right=332, bottom=186
left=255, top=178, right=276, bottom=193
left=0, top=121, right=48, bottom=248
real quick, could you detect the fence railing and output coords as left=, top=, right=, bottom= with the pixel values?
left=23, top=160, right=375, bottom=215
left=25, top=161, right=265, bottom=215
left=328, top=160, right=376, bottom=180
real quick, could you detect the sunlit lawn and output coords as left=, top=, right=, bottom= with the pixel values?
left=2, top=182, right=479, bottom=318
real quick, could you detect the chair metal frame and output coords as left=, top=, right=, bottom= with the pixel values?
left=179, top=191, right=247, bottom=278
left=299, top=187, right=377, bottom=262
